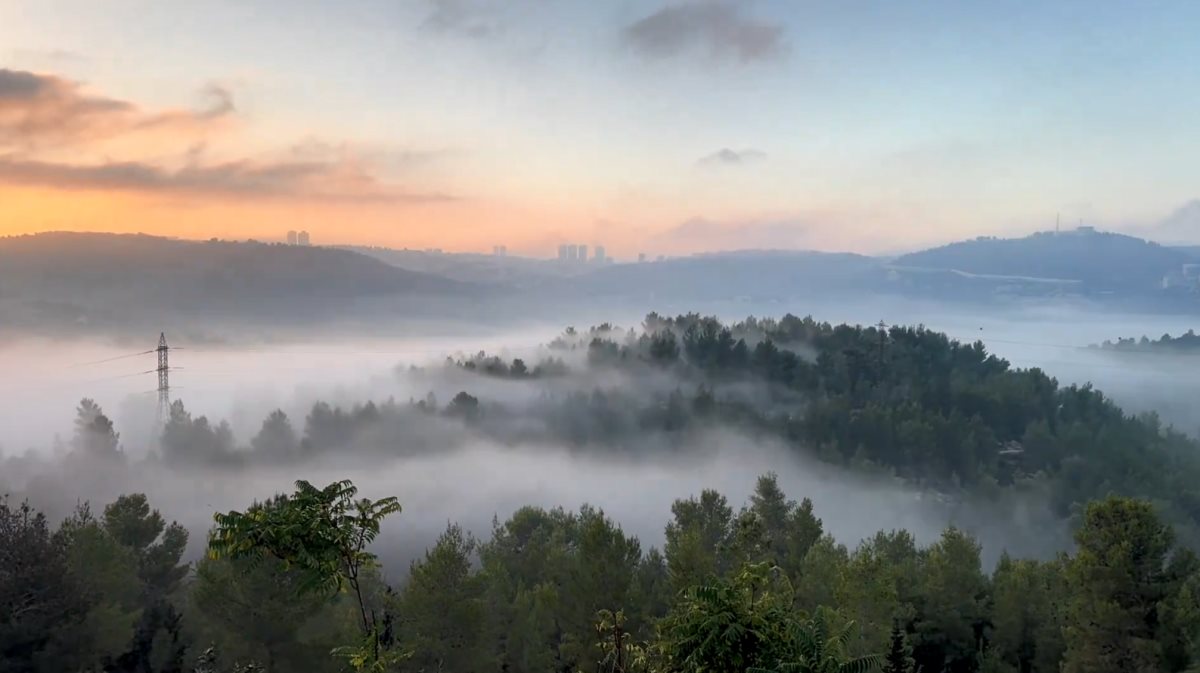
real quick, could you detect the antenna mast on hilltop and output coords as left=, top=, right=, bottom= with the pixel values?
left=156, top=332, right=171, bottom=428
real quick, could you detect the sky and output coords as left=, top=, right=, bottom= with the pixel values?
left=3, top=0, right=1200, bottom=257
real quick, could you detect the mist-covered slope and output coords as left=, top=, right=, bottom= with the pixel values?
left=13, top=311, right=1200, bottom=556
left=0, top=232, right=483, bottom=334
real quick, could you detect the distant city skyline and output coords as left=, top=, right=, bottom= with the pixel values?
left=3, top=2, right=1200, bottom=255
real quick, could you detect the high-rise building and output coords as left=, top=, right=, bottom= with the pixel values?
left=578, top=244, right=588, bottom=262
left=286, top=230, right=297, bottom=245
left=638, top=253, right=647, bottom=263
left=297, top=231, right=311, bottom=246
left=594, top=245, right=606, bottom=264
left=493, top=245, right=508, bottom=257
left=567, top=244, right=579, bottom=261
left=558, top=244, right=569, bottom=261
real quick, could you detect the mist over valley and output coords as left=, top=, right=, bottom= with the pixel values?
left=5, top=287, right=1199, bottom=573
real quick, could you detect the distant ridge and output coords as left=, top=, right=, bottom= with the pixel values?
left=895, top=228, right=1189, bottom=291
left=0, top=232, right=481, bottom=334
left=571, top=249, right=881, bottom=301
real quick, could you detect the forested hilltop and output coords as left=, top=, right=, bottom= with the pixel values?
left=49, top=312, right=1200, bottom=544
left=1093, top=329, right=1200, bottom=353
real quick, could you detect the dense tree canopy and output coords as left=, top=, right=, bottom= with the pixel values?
left=4, top=478, right=1200, bottom=673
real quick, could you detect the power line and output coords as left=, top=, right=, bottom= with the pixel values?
left=69, top=349, right=156, bottom=368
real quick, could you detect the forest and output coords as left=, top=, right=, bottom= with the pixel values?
left=1093, top=329, right=1200, bottom=354
left=6, top=313, right=1200, bottom=672
left=4, top=474, right=1200, bottom=673
left=39, top=312, right=1198, bottom=543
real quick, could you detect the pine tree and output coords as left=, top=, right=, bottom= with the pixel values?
left=1062, top=496, right=1173, bottom=673
left=885, top=623, right=913, bottom=673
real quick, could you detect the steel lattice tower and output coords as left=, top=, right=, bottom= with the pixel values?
left=156, top=332, right=170, bottom=428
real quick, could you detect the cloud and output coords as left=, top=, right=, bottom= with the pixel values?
left=1159, top=199, right=1200, bottom=231
left=421, top=0, right=495, bottom=38
left=1138, top=199, right=1200, bottom=244
left=0, top=68, right=232, bottom=150
left=0, top=69, right=457, bottom=206
left=288, top=137, right=455, bottom=173
left=696, top=147, right=766, bottom=167
left=0, top=156, right=457, bottom=204
left=623, top=2, right=785, bottom=64
left=198, top=83, right=235, bottom=119
left=653, top=216, right=811, bottom=252
left=0, top=69, right=59, bottom=98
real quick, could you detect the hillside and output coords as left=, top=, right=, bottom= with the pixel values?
left=0, top=232, right=481, bottom=334
left=1175, top=245, right=1200, bottom=260
left=895, top=227, right=1188, bottom=292
left=570, top=250, right=884, bottom=301
left=341, top=245, right=590, bottom=288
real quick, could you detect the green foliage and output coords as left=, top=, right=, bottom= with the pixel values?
left=658, top=562, right=796, bottom=673
left=16, top=459, right=1200, bottom=673
left=883, top=624, right=913, bottom=673
left=911, top=527, right=988, bottom=673
left=750, top=606, right=883, bottom=673
left=1063, top=496, right=1175, bottom=673
left=989, top=554, right=1065, bottom=673
left=664, top=490, right=735, bottom=592
left=743, top=474, right=824, bottom=581
left=208, top=479, right=402, bottom=670
left=793, top=536, right=849, bottom=614
left=191, top=554, right=330, bottom=672
left=104, top=493, right=189, bottom=597
left=594, top=609, right=653, bottom=673
left=98, top=494, right=191, bottom=673
left=38, top=504, right=143, bottom=671
left=397, top=523, right=487, bottom=673
left=836, top=540, right=907, bottom=656
left=209, top=480, right=398, bottom=601
left=0, top=497, right=87, bottom=672
left=3, top=492, right=192, bottom=673
left=331, top=627, right=410, bottom=673
left=480, top=504, right=645, bottom=673
left=192, top=645, right=266, bottom=673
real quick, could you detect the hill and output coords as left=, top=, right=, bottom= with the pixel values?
left=0, top=232, right=481, bottom=335
left=569, top=250, right=884, bottom=301
left=895, top=227, right=1189, bottom=292
left=341, top=245, right=593, bottom=288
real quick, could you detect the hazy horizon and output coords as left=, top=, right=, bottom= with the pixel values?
left=6, top=1, right=1200, bottom=257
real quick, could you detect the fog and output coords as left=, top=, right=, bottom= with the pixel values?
left=0, top=326, right=559, bottom=454
left=2, top=429, right=1063, bottom=575
left=2, top=299, right=1195, bottom=577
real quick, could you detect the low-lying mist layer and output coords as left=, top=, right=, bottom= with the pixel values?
left=11, top=311, right=1200, bottom=571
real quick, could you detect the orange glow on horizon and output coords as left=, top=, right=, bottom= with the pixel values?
left=0, top=185, right=631, bottom=256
